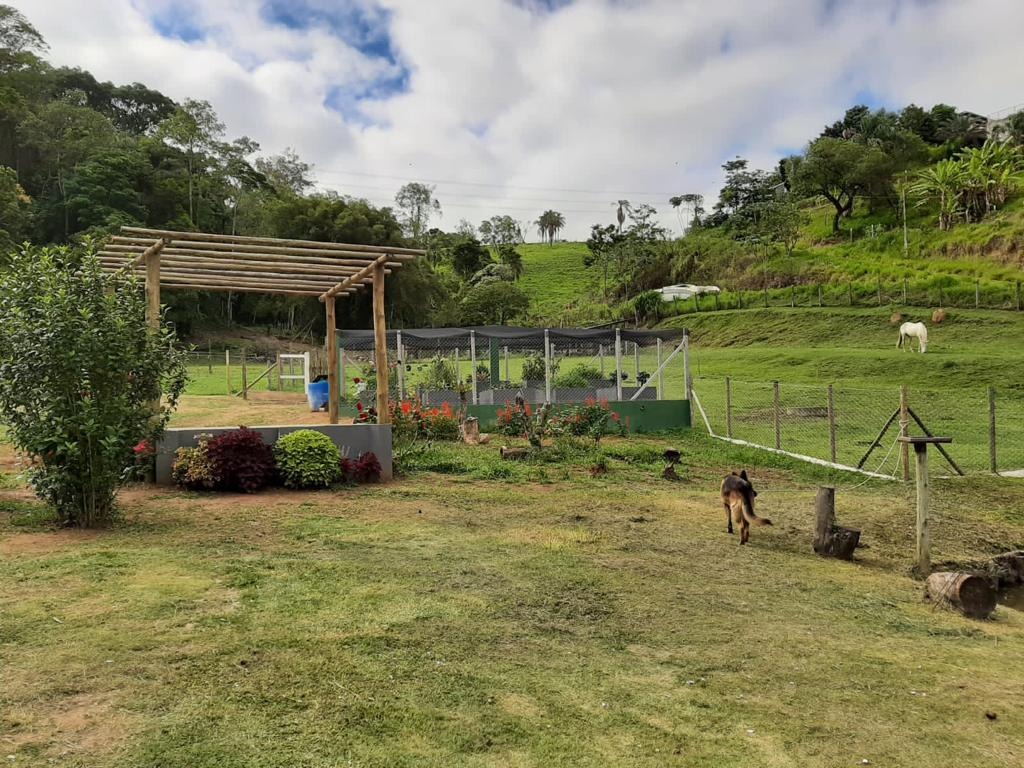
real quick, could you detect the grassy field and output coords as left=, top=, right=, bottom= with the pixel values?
left=518, top=242, right=594, bottom=323
left=2, top=424, right=1024, bottom=767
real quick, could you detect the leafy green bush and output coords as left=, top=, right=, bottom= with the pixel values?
left=421, top=354, right=458, bottom=389
left=0, top=243, right=188, bottom=527
left=274, top=430, right=342, bottom=489
left=554, top=364, right=603, bottom=388
left=521, top=352, right=558, bottom=383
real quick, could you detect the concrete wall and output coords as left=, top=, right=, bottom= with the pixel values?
left=155, top=424, right=393, bottom=485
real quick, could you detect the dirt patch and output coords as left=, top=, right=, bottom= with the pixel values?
left=498, top=692, right=544, bottom=718
left=170, top=394, right=353, bottom=428
left=0, top=529, right=101, bottom=555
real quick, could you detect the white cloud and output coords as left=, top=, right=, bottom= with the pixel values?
left=10, top=0, right=1024, bottom=239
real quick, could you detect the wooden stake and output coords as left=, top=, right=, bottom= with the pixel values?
left=241, top=348, right=248, bottom=401
left=326, top=295, right=339, bottom=424
left=725, top=376, right=733, bottom=439
left=900, top=385, right=910, bottom=481
left=225, top=349, right=231, bottom=394
left=913, top=443, right=930, bottom=576
left=372, top=263, right=390, bottom=424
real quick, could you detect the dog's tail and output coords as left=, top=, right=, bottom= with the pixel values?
left=739, top=494, right=772, bottom=526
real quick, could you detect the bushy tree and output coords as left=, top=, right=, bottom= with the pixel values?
left=395, top=182, right=440, bottom=242
left=0, top=165, right=31, bottom=255
left=0, top=242, right=189, bottom=527
left=459, top=281, right=529, bottom=324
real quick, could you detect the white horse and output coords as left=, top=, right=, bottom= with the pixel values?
left=897, top=321, right=928, bottom=353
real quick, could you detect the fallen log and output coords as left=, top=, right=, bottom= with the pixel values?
left=500, top=446, right=529, bottom=461
left=925, top=572, right=996, bottom=619
left=812, top=486, right=861, bottom=560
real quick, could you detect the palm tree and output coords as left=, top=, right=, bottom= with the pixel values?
left=534, top=209, right=566, bottom=245
left=937, top=113, right=988, bottom=149
left=669, top=193, right=704, bottom=233
left=615, top=200, right=630, bottom=232
left=910, top=159, right=965, bottom=231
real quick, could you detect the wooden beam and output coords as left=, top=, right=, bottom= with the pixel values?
left=145, top=244, right=161, bottom=331
left=321, top=252, right=391, bottom=301
left=99, top=255, right=391, bottom=281
left=162, top=283, right=322, bottom=297
left=101, top=250, right=398, bottom=275
left=106, top=243, right=405, bottom=269
left=108, top=237, right=415, bottom=262
left=99, top=263, right=361, bottom=292
left=134, top=237, right=166, bottom=269
left=326, top=296, right=339, bottom=425
left=119, top=227, right=425, bottom=257
left=142, top=273, right=353, bottom=292
left=373, top=261, right=390, bottom=425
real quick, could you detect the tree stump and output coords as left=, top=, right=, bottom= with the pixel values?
left=500, top=446, right=529, bottom=461
left=462, top=417, right=480, bottom=445
left=812, top=486, right=861, bottom=560
left=925, top=572, right=996, bottom=619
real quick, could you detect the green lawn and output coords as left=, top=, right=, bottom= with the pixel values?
left=518, top=242, right=595, bottom=324
left=2, top=431, right=1024, bottom=767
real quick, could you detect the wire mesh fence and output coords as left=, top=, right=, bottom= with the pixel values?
left=336, top=327, right=689, bottom=410
left=692, top=376, right=1024, bottom=476
left=184, top=349, right=331, bottom=397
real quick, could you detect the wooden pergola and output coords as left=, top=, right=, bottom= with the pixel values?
left=99, top=226, right=424, bottom=425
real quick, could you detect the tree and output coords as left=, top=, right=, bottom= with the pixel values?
left=615, top=199, right=630, bottom=232
left=0, top=165, right=30, bottom=256
left=256, top=148, right=313, bottom=195
left=63, top=146, right=150, bottom=235
left=534, top=209, right=565, bottom=245
left=470, top=262, right=515, bottom=286
left=157, top=99, right=225, bottom=225
left=910, top=159, right=964, bottom=230
left=788, top=138, right=890, bottom=233
left=668, top=193, right=703, bottom=232
left=0, top=4, right=47, bottom=74
left=1007, top=111, right=1024, bottom=146
left=449, top=236, right=491, bottom=280
left=497, top=243, right=524, bottom=279
left=20, top=98, right=117, bottom=237
left=0, top=242, right=189, bottom=527
left=459, top=281, right=530, bottom=325
left=395, top=182, right=440, bottom=242
left=937, top=113, right=988, bottom=150
left=479, top=214, right=523, bottom=248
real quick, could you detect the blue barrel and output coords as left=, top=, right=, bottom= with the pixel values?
left=306, top=380, right=330, bottom=412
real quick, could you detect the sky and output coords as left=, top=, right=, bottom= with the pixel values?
left=11, top=0, right=1024, bottom=240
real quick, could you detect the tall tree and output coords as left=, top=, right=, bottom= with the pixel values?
left=0, top=165, right=31, bottom=255
left=255, top=148, right=313, bottom=195
left=534, top=209, right=565, bottom=245
left=394, top=182, right=441, bottom=243
left=0, top=4, right=47, bottom=73
left=156, top=99, right=225, bottom=225
left=668, top=193, right=703, bottom=232
left=615, top=199, right=630, bottom=232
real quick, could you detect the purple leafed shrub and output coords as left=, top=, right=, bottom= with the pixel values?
left=205, top=427, right=277, bottom=493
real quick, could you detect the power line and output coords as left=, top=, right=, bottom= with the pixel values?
left=312, top=166, right=681, bottom=197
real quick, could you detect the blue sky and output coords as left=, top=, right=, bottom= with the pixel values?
left=14, top=0, right=1024, bottom=239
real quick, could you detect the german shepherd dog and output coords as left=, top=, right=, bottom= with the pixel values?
left=721, top=470, right=772, bottom=544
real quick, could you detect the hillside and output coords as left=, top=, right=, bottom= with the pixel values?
left=517, top=242, right=593, bottom=323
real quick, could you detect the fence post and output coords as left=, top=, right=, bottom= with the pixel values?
left=241, top=348, right=248, bottom=400
left=989, top=386, right=997, bottom=474
left=773, top=380, right=781, bottom=450
left=877, top=279, right=882, bottom=306
left=682, top=330, right=691, bottom=403
left=694, top=293, right=701, bottom=312
left=1016, top=280, right=1021, bottom=311
left=614, top=328, right=623, bottom=401
left=338, top=348, right=345, bottom=400
left=470, top=330, right=479, bottom=405
left=725, top=376, right=733, bottom=438
left=914, top=444, right=931, bottom=576
left=396, top=330, right=405, bottom=401
left=275, top=353, right=282, bottom=392
left=848, top=283, right=854, bottom=306
left=738, top=291, right=744, bottom=310
left=714, top=293, right=720, bottom=311
left=903, top=278, right=908, bottom=305
left=599, top=344, right=605, bottom=376
left=763, top=284, right=769, bottom=308
left=900, top=385, right=910, bottom=481
left=818, top=284, right=823, bottom=307
left=656, top=337, right=664, bottom=400
left=207, top=341, right=213, bottom=374
left=225, top=349, right=232, bottom=394
left=976, top=279, right=980, bottom=309
left=938, top=286, right=944, bottom=307
left=827, top=384, right=837, bottom=463
left=791, top=285, right=796, bottom=308
left=504, top=345, right=510, bottom=382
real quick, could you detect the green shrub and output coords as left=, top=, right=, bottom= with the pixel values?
left=0, top=243, right=188, bottom=527
left=274, top=430, right=342, bottom=489
left=171, top=436, right=219, bottom=490
left=521, top=352, right=557, bottom=382
left=554, top=364, right=603, bottom=388
left=206, top=428, right=277, bottom=493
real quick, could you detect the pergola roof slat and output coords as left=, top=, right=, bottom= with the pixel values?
left=107, top=239, right=413, bottom=264
left=98, top=253, right=393, bottom=279
left=119, top=227, right=425, bottom=257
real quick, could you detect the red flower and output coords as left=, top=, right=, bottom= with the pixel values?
left=354, top=377, right=362, bottom=384
left=356, top=402, right=364, bottom=411
left=610, top=412, right=620, bottom=422
left=401, top=401, right=413, bottom=415
left=133, top=439, right=151, bottom=455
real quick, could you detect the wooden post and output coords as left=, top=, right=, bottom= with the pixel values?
left=694, top=293, right=700, bottom=312
left=817, top=284, right=823, bottom=307
left=396, top=330, right=405, bottom=401
left=738, top=291, right=744, bottom=310
left=899, top=385, right=910, bottom=481
left=326, top=296, right=339, bottom=424
left=827, top=384, right=836, bottom=463
left=144, top=241, right=163, bottom=332
left=633, top=341, right=640, bottom=380
left=241, top=348, right=248, bottom=400
left=975, top=279, right=980, bottom=309
left=225, top=349, right=231, bottom=394
left=714, top=292, right=720, bottom=311
left=989, top=386, right=997, bottom=474
left=903, top=277, right=908, bottom=305
left=938, top=286, right=944, bottom=307
left=504, top=345, right=510, bottom=382
left=372, top=262, right=390, bottom=425
left=763, top=284, right=769, bottom=308
left=848, top=283, right=853, bottom=306
left=207, top=341, right=213, bottom=375
left=1016, top=280, right=1021, bottom=311
left=914, top=443, right=930, bottom=576
left=877, top=279, right=882, bottom=306
left=773, top=380, right=781, bottom=450
left=725, top=376, right=733, bottom=438
left=813, top=486, right=860, bottom=560
left=599, top=344, right=605, bottom=377
left=790, top=285, right=796, bottom=308
left=656, top=337, right=663, bottom=400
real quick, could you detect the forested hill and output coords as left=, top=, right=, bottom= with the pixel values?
left=3, top=2, right=1024, bottom=337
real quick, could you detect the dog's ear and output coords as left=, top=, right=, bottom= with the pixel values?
left=751, top=489, right=758, bottom=497
left=739, top=469, right=748, bottom=480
